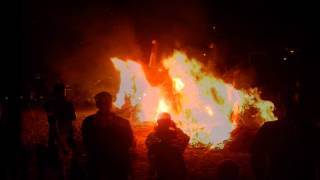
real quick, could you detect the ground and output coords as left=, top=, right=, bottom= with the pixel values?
left=21, top=105, right=255, bottom=180
left=75, top=108, right=254, bottom=180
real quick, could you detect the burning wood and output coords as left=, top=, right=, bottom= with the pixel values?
left=111, top=50, right=277, bottom=148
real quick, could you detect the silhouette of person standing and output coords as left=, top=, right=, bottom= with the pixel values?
left=251, top=116, right=298, bottom=180
left=250, top=81, right=318, bottom=180
left=45, top=83, right=76, bottom=179
left=217, top=159, right=240, bottom=180
left=82, top=91, right=133, bottom=180
left=146, top=112, right=190, bottom=180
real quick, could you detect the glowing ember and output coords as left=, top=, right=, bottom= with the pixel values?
left=111, top=50, right=277, bottom=148
left=156, top=98, right=170, bottom=117
left=172, top=77, right=185, bottom=92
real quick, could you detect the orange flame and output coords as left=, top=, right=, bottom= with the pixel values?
left=111, top=50, right=277, bottom=148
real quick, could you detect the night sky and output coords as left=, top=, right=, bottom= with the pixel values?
left=3, top=0, right=310, bottom=96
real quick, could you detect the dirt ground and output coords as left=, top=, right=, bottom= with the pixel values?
left=75, top=107, right=255, bottom=180
left=21, top=105, right=255, bottom=180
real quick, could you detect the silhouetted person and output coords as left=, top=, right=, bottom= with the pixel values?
left=251, top=117, right=298, bottom=180
left=298, top=64, right=320, bottom=180
left=250, top=79, right=318, bottom=180
left=82, top=91, right=133, bottom=180
left=146, top=112, right=190, bottom=180
left=0, top=97, right=22, bottom=180
left=45, top=83, right=76, bottom=179
left=217, top=160, right=240, bottom=180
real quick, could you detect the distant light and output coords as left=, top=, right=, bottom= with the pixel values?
left=209, top=43, right=214, bottom=49
left=203, top=53, right=207, bottom=57
left=152, top=40, right=157, bottom=44
left=5, top=97, right=8, bottom=100
left=212, top=26, right=216, bottom=30
left=283, top=57, right=287, bottom=61
left=290, top=50, right=295, bottom=54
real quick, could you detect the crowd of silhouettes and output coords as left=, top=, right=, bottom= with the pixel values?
left=1, top=66, right=319, bottom=180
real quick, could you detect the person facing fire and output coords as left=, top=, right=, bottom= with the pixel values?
left=45, top=83, right=76, bottom=179
left=146, top=112, right=190, bottom=180
left=250, top=75, right=319, bottom=180
left=82, top=91, right=134, bottom=180
left=46, top=83, right=77, bottom=150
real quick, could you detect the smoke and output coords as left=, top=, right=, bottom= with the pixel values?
left=46, top=8, right=142, bottom=98
left=41, top=1, right=209, bottom=100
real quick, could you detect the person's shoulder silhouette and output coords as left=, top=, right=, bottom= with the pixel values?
left=146, top=112, right=189, bottom=180
left=81, top=91, right=133, bottom=180
left=217, top=159, right=240, bottom=180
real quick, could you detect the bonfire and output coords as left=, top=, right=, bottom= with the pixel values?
left=111, top=50, right=277, bottom=149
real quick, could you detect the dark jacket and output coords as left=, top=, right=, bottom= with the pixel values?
left=82, top=112, right=133, bottom=172
left=146, top=127, right=189, bottom=180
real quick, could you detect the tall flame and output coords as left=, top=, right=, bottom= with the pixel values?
left=111, top=50, right=277, bottom=148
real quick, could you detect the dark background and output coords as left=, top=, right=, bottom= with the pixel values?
left=0, top=2, right=317, bottom=180
left=3, top=0, right=313, bottom=100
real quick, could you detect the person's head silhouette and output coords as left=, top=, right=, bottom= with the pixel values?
left=156, top=112, right=174, bottom=131
left=94, top=91, right=112, bottom=113
left=53, top=83, right=66, bottom=99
